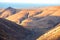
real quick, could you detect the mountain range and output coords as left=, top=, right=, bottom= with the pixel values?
left=0, top=6, right=60, bottom=40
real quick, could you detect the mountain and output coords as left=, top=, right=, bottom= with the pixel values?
left=0, top=7, right=17, bottom=18
left=0, top=6, right=60, bottom=40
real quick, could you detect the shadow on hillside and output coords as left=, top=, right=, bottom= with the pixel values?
left=0, top=18, right=33, bottom=40
left=21, top=16, right=60, bottom=40
left=33, top=16, right=60, bottom=40
left=0, top=16, right=60, bottom=40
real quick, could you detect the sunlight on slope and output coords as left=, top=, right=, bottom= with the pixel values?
left=50, top=9, right=60, bottom=16
left=6, top=10, right=28, bottom=24
left=28, top=9, right=42, bottom=17
left=20, top=18, right=33, bottom=26
left=33, top=6, right=60, bottom=17
left=37, top=24, right=60, bottom=40
left=0, top=9, right=5, bottom=12
left=0, top=10, right=11, bottom=18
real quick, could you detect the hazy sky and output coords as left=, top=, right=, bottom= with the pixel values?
left=0, top=0, right=60, bottom=8
left=0, top=0, right=60, bottom=4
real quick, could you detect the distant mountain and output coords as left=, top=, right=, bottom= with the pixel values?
left=0, top=7, right=16, bottom=18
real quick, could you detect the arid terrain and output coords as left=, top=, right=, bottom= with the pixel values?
left=0, top=6, right=60, bottom=40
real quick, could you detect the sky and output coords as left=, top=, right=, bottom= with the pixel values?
left=0, top=0, right=60, bottom=4
left=0, top=0, right=60, bottom=8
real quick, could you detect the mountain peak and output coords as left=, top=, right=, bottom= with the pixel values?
left=7, top=7, right=14, bottom=9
